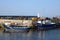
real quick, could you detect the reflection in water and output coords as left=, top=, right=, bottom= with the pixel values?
left=38, top=31, right=45, bottom=40
left=0, top=29, right=60, bottom=40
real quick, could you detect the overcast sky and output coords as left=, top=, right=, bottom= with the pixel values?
left=0, top=0, right=60, bottom=17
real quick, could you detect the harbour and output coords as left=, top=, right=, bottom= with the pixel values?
left=0, top=15, right=60, bottom=40
left=0, top=15, right=60, bottom=32
left=0, top=0, right=60, bottom=40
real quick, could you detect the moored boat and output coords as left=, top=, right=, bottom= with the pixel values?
left=34, top=13, right=57, bottom=30
left=36, top=20, right=57, bottom=30
left=3, top=23, right=31, bottom=32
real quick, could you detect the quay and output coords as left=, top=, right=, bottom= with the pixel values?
left=0, top=16, right=37, bottom=26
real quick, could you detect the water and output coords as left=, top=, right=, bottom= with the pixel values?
left=0, top=28, right=60, bottom=40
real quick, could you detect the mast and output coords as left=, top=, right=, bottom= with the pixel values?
left=37, top=13, right=40, bottom=18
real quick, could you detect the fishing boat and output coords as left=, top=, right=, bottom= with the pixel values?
left=3, top=22, right=31, bottom=32
left=37, top=20, right=56, bottom=30
left=35, top=13, right=56, bottom=30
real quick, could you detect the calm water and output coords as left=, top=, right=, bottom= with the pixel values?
left=0, top=29, right=60, bottom=40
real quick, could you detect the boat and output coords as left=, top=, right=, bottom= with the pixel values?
left=35, top=13, right=56, bottom=30
left=37, top=20, right=56, bottom=30
left=3, top=23, right=31, bottom=32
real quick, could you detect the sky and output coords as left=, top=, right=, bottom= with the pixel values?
left=0, top=0, right=60, bottom=17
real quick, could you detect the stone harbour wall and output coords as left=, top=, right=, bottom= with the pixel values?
left=0, top=19, right=33, bottom=26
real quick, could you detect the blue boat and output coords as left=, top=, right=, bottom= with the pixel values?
left=36, top=20, right=56, bottom=30
left=3, top=24, right=31, bottom=32
left=35, top=13, right=57, bottom=30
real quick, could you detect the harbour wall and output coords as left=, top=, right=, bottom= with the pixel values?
left=0, top=19, right=33, bottom=26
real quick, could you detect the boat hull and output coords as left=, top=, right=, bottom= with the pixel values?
left=4, top=28, right=30, bottom=32
left=37, top=23, right=56, bottom=30
left=3, top=24, right=31, bottom=32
